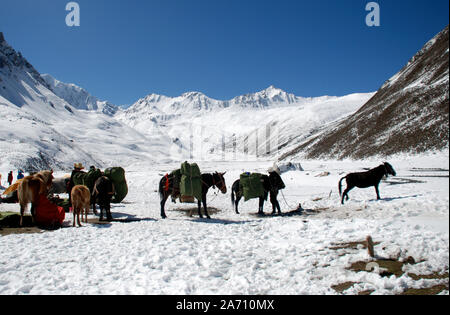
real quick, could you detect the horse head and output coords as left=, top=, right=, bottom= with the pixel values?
left=37, top=170, right=54, bottom=190
left=214, top=172, right=227, bottom=194
left=383, top=162, right=397, bottom=177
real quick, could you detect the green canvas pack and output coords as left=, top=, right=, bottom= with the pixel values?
left=180, top=162, right=202, bottom=201
left=240, top=172, right=265, bottom=201
left=104, top=167, right=128, bottom=203
left=72, top=168, right=102, bottom=193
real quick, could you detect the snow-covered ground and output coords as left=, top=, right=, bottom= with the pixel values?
left=0, top=152, right=448, bottom=295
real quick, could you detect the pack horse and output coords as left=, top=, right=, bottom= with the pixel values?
left=159, top=163, right=227, bottom=219
left=231, top=171, right=286, bottom=215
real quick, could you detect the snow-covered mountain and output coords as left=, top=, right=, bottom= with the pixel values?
left=116, top=87, right=374, bottom=160
left=3, top=23, right=446, bottom=171
left=281, top=25, right=449, bottom=161
left=229, top=85, right=307, bottom=108
left=41, top=74, right=118, bottom=116
left=0, top=32, right=171, bottom=171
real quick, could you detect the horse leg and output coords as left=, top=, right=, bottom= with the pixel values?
left=77, top=210, right=82, bottom=227
left=235, top=194, right=242, bottom=214
left=375, top=185, right=381, bottom=200
left=97, top=201, right=103, bottom=221
left=341, top=186, right=354, bottom=205
left=202, top=197, right=210, bottom=219
left=92, top=199, right=98, bottom=216
left=82, top=206, right=86, bottom=223
left=160, top=193, right=168, bottom=219
left=73, top=210, right=76, bottom=227
left=197, top=199, right=203, bottom=219
left=106, top=201, right=112, bottom=221
left=30, top=204, right=36, bottom=222
left=258, top=197, right=265, bottom=215
left=19, top=203, right=26, bottom=227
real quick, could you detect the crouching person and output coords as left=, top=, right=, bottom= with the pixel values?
left=34, top=195, right=65, bottom=229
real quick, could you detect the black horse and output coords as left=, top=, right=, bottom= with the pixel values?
left=231, top=171, right=285, bottom=215
left=339, top=162, right=397, bottom=205
left=159, top=172, right=227, bottom=219
left=92, top=176, right=115, bottom=221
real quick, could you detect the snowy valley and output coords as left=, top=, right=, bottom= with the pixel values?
left=0, top=23, right=448, bottom=296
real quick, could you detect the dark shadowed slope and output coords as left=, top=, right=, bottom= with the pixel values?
left=282, top=25, right=449, bottom=161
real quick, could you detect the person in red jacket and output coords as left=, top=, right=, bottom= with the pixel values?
left=7, top=171, right=13, bottom=186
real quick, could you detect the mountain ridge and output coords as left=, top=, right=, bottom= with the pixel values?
left=280, top=25, right=449, bottom=161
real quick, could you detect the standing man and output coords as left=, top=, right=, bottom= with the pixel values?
left=7, top=171, right=13, bottom=186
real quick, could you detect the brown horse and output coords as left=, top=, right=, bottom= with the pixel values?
left=71, top=185, right=91, bottom=227
left=18, top=170, right=54, bottom=226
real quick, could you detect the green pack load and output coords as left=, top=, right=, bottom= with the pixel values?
left=72, top=168, right=103, bottom=193
left=240, top=172, right=265, bottom=201
left=104, top=167, right=128, bottom=203
left=180, top=162, right=202, bottom=201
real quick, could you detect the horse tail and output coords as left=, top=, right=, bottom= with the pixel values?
left=158, top=178, right=163, bottom=201
left=338, top=177, right=346, bottom=197
left=158, top=176, right=168, bottom=201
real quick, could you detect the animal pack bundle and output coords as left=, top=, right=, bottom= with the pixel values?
left=240, top=172, right=265, bottom=201
left=180, top=162, right=203, bottom=202
left=72, top=168, right=103, bottom=193
left=71, top=167, right=128, bottom=204
left=103, top=167, right=128, bottom=203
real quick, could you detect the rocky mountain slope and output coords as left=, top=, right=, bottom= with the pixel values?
left=3, top=23, right=446, bottom=171
left=0, top=28, right=375, bottom=170
left=0, top=32, right=170, bottom=171
left=281, top=25, right=449, bottom=161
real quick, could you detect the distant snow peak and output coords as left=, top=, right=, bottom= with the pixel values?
left=181, top=91, right=206, bottom=98
left=263, top=85, right=284, bottom=96
left=126, top=85, right=304, bottom=114
left=41, top=73, right=118, bottom=116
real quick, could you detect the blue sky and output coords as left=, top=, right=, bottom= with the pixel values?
left=0, top=0, right=448, bottom=106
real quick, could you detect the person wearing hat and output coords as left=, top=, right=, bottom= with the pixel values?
left=68, top=163, right=86, bottom=205
left=17, top=170, right=25, bottom=180
left=267, top=162, right=285, bottom=215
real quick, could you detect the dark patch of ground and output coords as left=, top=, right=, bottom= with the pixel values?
left=0, top=212, right=43, bottom=236
left=330, top=240, right=449, bottom=295
left=171, top=206, right=221, bottom=217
